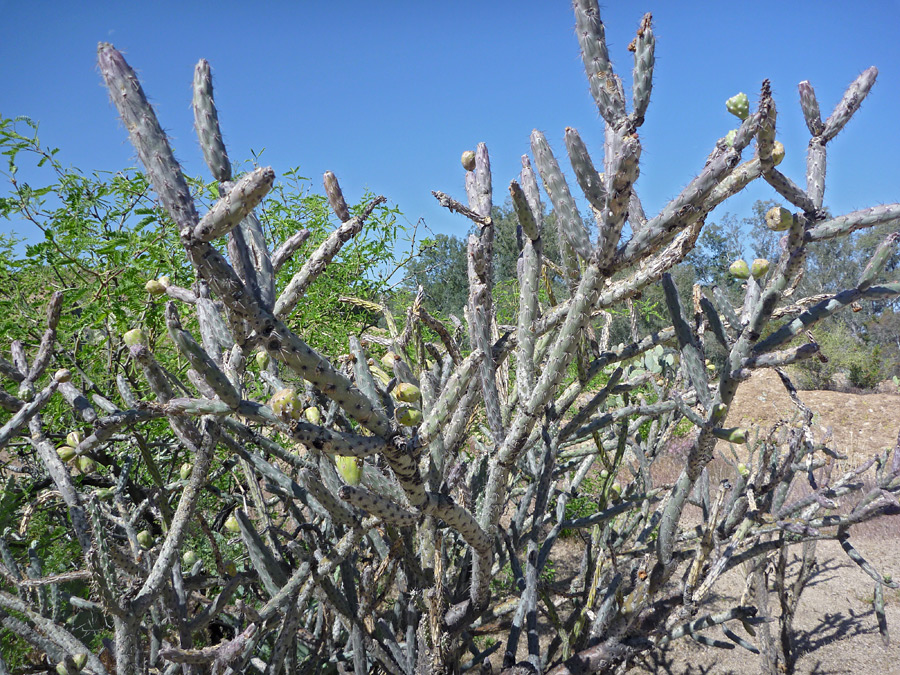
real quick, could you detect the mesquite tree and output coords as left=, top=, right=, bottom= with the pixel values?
left=1, top=2, right=899, bottom=674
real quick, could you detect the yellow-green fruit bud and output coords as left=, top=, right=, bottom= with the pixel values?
left=713, top=427, right=748, bottom=444
left=599, top=469, right=609, bottom=480
left=381, top=351, right=399, bottom=368
left=725, top=92, right=750, bottom=120
left=54, top=368, right=72, bottom=383
left=304, top=406, right=322, bottom=424
left=182, top=550, right=199, bottom=568
left=729, top=259, right=751, bottom=280
left=123, top=328, right=146, bottom=347
left=269, top=388, right=302, bottom=420
left=751, top=258, right=770, bottom=279
left=772, top=141, right=785, bottom=166
left=179, top=463, right=192, bottom=480
left=56, top=661, right=70, bottom=675
left=393, top=382, right=421, bottom=403
left=72, top=654, right=88, bottom=671
left=609, top=483, right=622, bottom=503
left=369, top=365, right=392, bottom=387
left=724, top=129, right=737, bottom=147
left=395, top=405, right=423, bottom=427
left=66, top=431, right=83, bottom=448
left=737, top=463, right=750, bottom=477
left=137, top=530, right=153, bottom=549
left=145, top=279, right=166, bottom=295
left=765, top=206, right=793, bottom=232
left=461, top=150, right=476, bottom=172
left=712, top=403, right=728, bottom=420
left=255, top=350, right=270, bottom=369
left=77, top=456, right=95, bottom=473
left=335, top=455, right=362, bottom=486
left=57, top=446, right=77, bottom=463
left=158, top=276, right=171, bottom=288
left=224, top=515, right=241, bottom=533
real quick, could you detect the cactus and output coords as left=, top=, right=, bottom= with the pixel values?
left=1, top=7, right=898, bottom=675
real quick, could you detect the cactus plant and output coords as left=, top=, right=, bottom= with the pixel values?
left=0, top=6, right=897, bottom=675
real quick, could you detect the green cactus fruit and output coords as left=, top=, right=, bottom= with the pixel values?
left=335, top=455, right=362, bottom=486
left=56, top=661, right=70, bottom=675
left=54, top=368, right=72, bottom=383
left=57, top=446, right=77, bottom=463
left=393, top=382, right=421, bottom=403
left=158, top=275, right=171, bottom=288
left=599, top=469, right=609, bottom=480
left=712, top=403, right=728, bottom=421
left=772, top=141, right=785, bottom=166
left=123, top=328, right=147, bottom=347
left=713, top=427, right=748, bottom=444
left=66, top=431, right=83, bottom=448
left=737, top=463, right=750, bottom=477
left=269, top=388, right=302, bottom=420
left=729, top=259, right=751, bottom=280
left=71, top=654, right=88, bottom=671
left=751, top=258, right=770, bottom=279
left=77, top=456, right=96, bottom=473
left=182, top=550, right=199, bottom=568
left=137, top=530, right=153, bottom=548
left=224, top=515, right=241, bottom=533
left=381, top=351, right=399, bottom=368
left=609, top=483, right=622, bottom=503
left=726, top=92, right=750, bottom=120
left=255, top=350, right=270, bottom=369
left=461, top=150, right=476, bottom=172
left=145, top=279, right=166, bottom=295
left=395, top=405, right=423, bottom=427
left=765, top=206, right=793, bottom=231
left=724, top=129, right=737, bottom=147
left=368, top=364, right=392, bottom=387
left=304, top=406, right=322, bottom=424
left=179, top=463, right=192, bottom=480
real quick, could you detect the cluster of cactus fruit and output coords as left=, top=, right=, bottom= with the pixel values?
left=1, top=1, right=900, bottom=673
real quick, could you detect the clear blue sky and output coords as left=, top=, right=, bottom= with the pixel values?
left=2, top=2, right=899, bottom=249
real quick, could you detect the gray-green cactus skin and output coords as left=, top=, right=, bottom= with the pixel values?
left=3, top=5, right=899, bottom=675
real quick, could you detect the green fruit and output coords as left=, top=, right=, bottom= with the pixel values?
left=123, top=328, right=146, bottom=347
left=724, top=129, right=737, bottom=147
left=393, top=382, right=421, bottom=403
left=395, top=405, right=423, bottom=427
left=145, top=279, right=166, bottom=295
left=179, top=463, right=192, bottom=480
left=57, top=446, right=77, bottom=463
left=54, top=369, right=72, bottom=383
left=737, top=463, right=750, bottom=477
left=713, top=427, right=748, bottom=444
left=66, top=431, right=83, bottom=448
left=304, top=406, right=322, bottom=424
left=255, top=350, right=270, bottom=369
left=381, top=351, right=399, bottom=368
left=726, top=92, right=749, bottom=120
left=77, top=456, right=96, bottom=473
left=56, top=661, right=70, bottom=675
left=158, top=275, right=171, bottom=288
left=772, top=141, right=785, bottom=166
left=224, top=515, right=241, bottom=533
left=335, top=455, right=362, bottom=486
left=461, top=150, right=476, bottom=171
left=765, top=206, right=793, bottom=231
left=368, top=364, right=392, bottom=387
left=182, top=550, right=199, bottom=568
left=751, top=258, right=770, bottom=279
left=72, top=654, right=88, bottom=671
left=137, top=530, right=153, bottom=548
left=729, top=259, right=750, bottom=280
left=269, top=388, right=302, bottom=420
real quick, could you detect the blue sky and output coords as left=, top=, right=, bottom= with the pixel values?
left=2, top=2, right=899, bottom=251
